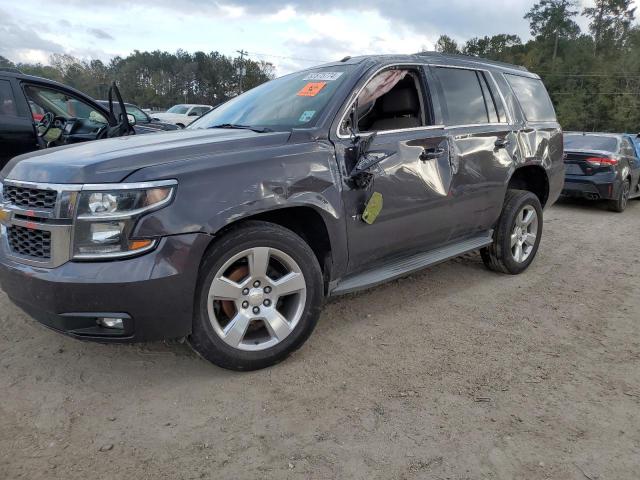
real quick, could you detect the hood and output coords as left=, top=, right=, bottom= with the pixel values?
left=2, top=128, right=291, bottom=184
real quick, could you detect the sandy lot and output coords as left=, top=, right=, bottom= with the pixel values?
left=1, top=198, right=639, bottom=480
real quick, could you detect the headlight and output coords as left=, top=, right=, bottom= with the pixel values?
left=73, top=180, right=176, bottom=259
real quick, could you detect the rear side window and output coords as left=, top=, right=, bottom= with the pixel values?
left=0, top=80, right=17, bottom=116
left=506, top=74, right=556, bottom=122
left=435, top=67, right=488, bottom=125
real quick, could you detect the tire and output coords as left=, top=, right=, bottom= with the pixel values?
left=481, top=189, right=543, bottom=275
left=189, top=221, right=324, bottom=371
left=608, top=178, right=630, bottom=213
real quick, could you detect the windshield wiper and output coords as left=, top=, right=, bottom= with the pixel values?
left=209, top=123, right=273, bottom=133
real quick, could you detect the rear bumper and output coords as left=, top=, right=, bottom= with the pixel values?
left=0, top=233, right=211, bottom=342
left=562, top=172, right=619, bottom=200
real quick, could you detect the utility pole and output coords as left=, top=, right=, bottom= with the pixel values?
left=236, top=49, right=248, bottom=94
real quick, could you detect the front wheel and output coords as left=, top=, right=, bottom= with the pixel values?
left=481, top=189, right=543, bottom=275
left=189, top=221, right=324, bottom=371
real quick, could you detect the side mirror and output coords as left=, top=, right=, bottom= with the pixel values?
left=126, top=114, right=136, bottom=125
left=188, top=111, right=200, bottom=117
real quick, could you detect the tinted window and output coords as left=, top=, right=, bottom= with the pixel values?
left=506, top=74, right=556, bottom=122
left=435, top=68, right=488, bottom=125
left=0, top=80, right=17, bottom=116
left=478, top=73, right=499, bottom=123
left=564, top=135, right=618, bottom=152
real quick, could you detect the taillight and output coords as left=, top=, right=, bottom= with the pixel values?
left=585, top=157, right=617, bottom=167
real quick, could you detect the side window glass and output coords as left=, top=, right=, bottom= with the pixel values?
left=434, top=67, right=488, bottom=125
left=348, top=69, right=427, bottom=134
left=505, top=74, right=556, bottom=122
left=0, top=80, right=17, bottom=116
left=478, top=73, right=500, bottom=123
left=24, top=85, right=108, bottom=124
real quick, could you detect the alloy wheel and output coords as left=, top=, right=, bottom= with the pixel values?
left=206, top=247, right=307, bottom=351
left=510, top=205, right=538, bottom=263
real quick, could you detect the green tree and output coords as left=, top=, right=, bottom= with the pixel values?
left=434, top=35, right=460, bottom=54
left=583, top=0, right=636, bottom=53
left=525, top=0, right=580, bottom=63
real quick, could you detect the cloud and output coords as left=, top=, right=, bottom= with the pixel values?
left=0, top=8, right=66, bottom=63
left=87, top=27, right=114, bottom=40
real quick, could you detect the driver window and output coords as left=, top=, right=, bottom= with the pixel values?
left=24, top=85, right=108, bottom=125
left=344, top=68, right=429, bottom=134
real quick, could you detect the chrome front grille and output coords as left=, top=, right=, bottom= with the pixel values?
left=5, top=185, right=58, bottom=210
left=8, top=225, right=52, bottom=259
left=1, top=180, right=77, bottom=268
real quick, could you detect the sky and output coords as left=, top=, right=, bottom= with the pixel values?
left=0, top=0, right=637, bottom=76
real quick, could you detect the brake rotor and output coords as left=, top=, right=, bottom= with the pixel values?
left=221, top=265, right=249, bottom=319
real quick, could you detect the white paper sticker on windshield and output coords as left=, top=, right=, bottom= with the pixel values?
left=303, top=72, right=343, bottom=81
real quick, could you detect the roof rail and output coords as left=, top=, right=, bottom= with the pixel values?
left=0, top=67, right=22, bottom=74
left=415, top=51, right=529, bottom=72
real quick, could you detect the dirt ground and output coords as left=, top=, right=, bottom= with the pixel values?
left=1, top=198, right=639, bottom=480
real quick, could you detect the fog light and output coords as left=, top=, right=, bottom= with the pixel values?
left=97, top=317, right=125, bottom=329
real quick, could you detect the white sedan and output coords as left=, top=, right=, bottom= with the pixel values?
left=152, top=104, right=213, bottom=127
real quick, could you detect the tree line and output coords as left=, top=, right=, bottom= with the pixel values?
left=434, top=0, right=640, bottom=132
left=0, top=0, right=639, bottom=132
left=0, top=50, right=275, bottom=110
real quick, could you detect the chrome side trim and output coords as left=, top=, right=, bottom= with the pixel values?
left=81, top=179, right=178, bottom=191
left=2, top=179, right=83, bottom=191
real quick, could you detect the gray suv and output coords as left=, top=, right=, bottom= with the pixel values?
left=0, top=53, right=564, bottom=370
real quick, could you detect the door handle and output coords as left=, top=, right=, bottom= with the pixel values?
left=420, top=147, right=445, bottom=161
left=494, top=139, right=510, bottom=149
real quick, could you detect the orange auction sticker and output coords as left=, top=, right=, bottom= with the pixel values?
left=297, top=82, right=327, bottom=97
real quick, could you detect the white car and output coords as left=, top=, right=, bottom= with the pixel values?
left=152, top=104, right=213, bottom=127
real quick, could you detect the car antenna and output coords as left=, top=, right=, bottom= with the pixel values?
left=340, top=56, right=352, bottom=62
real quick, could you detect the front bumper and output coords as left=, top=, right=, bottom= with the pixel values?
left=0, top=233, right=211, bottom=342
left=562, top=172, right=619, bottom=200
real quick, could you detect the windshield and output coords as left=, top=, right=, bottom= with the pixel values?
left=167, top=105, right=189, bottom=114
left=564, top=134, right=618, bottom=152
left=189, top=65, right=353, bottom=131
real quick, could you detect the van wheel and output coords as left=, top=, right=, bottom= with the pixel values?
left=608, top=179, right=630, bottom=213
left=481, top=189, right=543, bottom=275
left=189, top=221, right=323, bottom=371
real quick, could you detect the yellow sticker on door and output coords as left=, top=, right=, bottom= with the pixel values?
left=362, top=192, right=383, bottom=225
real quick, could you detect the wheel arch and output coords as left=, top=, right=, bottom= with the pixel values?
left=506, top=165, right=550, bottom=208
left=205, top=205, right=338, bottom=290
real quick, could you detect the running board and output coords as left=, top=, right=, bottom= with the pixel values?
left=331, top=232, right=493, bottom=296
